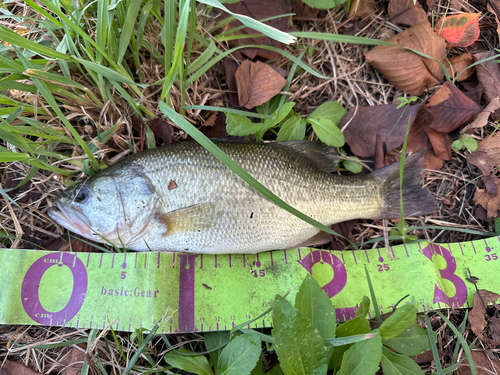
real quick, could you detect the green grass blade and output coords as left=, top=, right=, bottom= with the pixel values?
left=425, top=313, right=444, bottom=375
left=22, top=68, right=87, bottom=89
left=159, top=102, right=357, bottom=248
left=291, top=31, right=451, bottom=81
left=436, top=311, right=476, bottom=375
left=364, top=266, right=382, bottom=324
left=12, top=46, right=100, bottom=171
left=161, top=0, right=190, bottom=100
left=0, top=25, right=68, bottom=60
left=187, top=44, right=325, bottom=85
left=186, top=40, right=218, bottom=75
left=198, top=0, right=295, bottom=45
left=117, top=0, right=142, bottom=64
left=183, top=105, right=273, bottom=119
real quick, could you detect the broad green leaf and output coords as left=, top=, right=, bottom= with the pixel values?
left=264, top=101, right=295, bottom=128
left=164, top=348, right=214, bottom=375
left=338, top=332, right=382, bottom=375
left=325, top=333, right=377, bottom=347
left=336, top=316, right=370, bottom=338
left=301, top=0, right=347, bottom=9
left=379, top=305, right=417, bottom=340
left=343, top=157, right=363, bottom=173
left=205, top=331, right=230, bottom=370
left=217, top=333, right=261, bottom=375
left=356, top=296, right=371, bottom=317
left=226, top=113, right=264, bottom=136
left=383, top=322, right=432, bottom=356
left=451, top=139, right=463, bottom=151
left=381, top=346, right=424, bottom=375
left=273, top=296, right=327, bottom=375
left=273, top=295, right=299, bottom=332
left=309, top=119, right=345, bottom=147
left=295, top=274, right=336, bottom=340
left=250, top=354, right=265, bottom=375
left=307, top=101, right=347, bottom=126
left=277, top=116, right=306, bottom=141
left=462, top=136, right=478, bottom=151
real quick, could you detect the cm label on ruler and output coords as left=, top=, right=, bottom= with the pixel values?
left=7, top=237, right=497, bottom=333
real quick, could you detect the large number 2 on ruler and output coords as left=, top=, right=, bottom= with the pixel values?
left=297, top=250, right=347, bottom=298
left=421, top=244, right=467, bottom=307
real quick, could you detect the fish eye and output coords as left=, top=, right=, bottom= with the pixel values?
left=74, top=187, right=88, bottom=203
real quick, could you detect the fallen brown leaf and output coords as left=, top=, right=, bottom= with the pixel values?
left=425, top=126, right=451, bottom=160
left=203, top=112, right=218, bottom=127
left=1, top=360, right=42, bottom=375
left=223, top=58, right=239, bottom=106
left=148, top=117, right=173, bottom=146
left=423, top=145, right=444, bottom=172
left=364, top=22, right=446, bottom=95
left=235, top=60, right=287, bottom=109
left=464, top=84, right=483, bottom=106
left=427, top=81, right=482, bottom=133
left=62, top=344, right=86, bottom=375
left=290, top=0, right=321, bottom=19
left=466, top=133, right=500, bottom=195
left=374, top=134, right=385, bottom=170
left=349, top=0, right=374, bottom=18
left=489, top=315, right=500, bottom=347
left=330, top=220, right=357, bottom=250
left=342, top=103, right=421, bottom=158
left=446, top=53, right=475, bottom=81
left=475, top=51, right=500, bottom=115
left=470, top=290, right=500, bottom=338
left=474, top=177, right=500, bottom=219
left=222, top=0, right=292, bottom=60
left=388, top=0, right=428, bottom=26
left=459, top=350, right=500, bottom=375
left=463, top=97, right=500, bottom=131
left=488, top=0, right=500, bottom=41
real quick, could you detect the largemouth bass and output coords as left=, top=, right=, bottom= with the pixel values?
left=48, top=141, right=435, bottom=253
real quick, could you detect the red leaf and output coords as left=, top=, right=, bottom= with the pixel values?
left=435, top=13, right=481, bottom=47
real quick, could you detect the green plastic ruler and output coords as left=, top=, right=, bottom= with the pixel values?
left=1, top=237, right=500, bottom=333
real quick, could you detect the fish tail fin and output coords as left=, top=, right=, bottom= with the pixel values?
left=371, top=151, right=435, bottom=219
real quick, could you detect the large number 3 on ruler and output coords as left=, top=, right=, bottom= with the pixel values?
left=297, top=250, right=347, bottom=298
left=421, top=244, right=467, bottom=307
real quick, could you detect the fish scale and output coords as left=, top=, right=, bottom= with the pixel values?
left=2, top=237, right=500, bottom=333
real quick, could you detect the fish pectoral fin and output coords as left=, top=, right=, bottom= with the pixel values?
left=157, top=203, right=216, bottom=236
left=293, top=230, right=332, bottom=248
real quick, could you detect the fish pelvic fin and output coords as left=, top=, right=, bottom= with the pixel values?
left=157, top=203, right=216, bottom=236
left=371, top=151, right=436, bottom=218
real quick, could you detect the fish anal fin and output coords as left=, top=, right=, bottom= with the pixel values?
left=157, top=203, right=216, bottom=236
left=293, top=230, right=332, bottom=248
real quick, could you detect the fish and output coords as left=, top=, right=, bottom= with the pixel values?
left=48, top=140, right=435, bottom=254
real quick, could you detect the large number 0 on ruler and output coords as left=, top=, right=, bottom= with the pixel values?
left=1, top=237, right=500, bottom=333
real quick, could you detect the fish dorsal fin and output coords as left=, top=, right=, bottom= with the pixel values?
left=157, top=203, right=216, bottom=236
left=279, top=141, right=339, bottom=173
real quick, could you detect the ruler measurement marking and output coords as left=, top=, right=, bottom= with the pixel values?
left=157, top=253, right=160, bottom=268
left=135, top=253, right=137, bottom=268
left=200, top=254, right=203, bottom=269
left=390, top=247, right=395, bottom=258
left=172, top=253, right=176, bottom=268
left=364, top=249, right=370, bottom=263
left=341, top=250, right=345, bottom=264
left=459, top=242, right=464, bottom=256
left=270, top=252, right=274, bottom=266
left=99, top=254, right=103, bottom=268
left=352, top=250, right=357, bottom=264
left=471, top=241, right=477, bottom=254
left=123, top=254, right=127, bottom=269
left=215, top=254, right=218, bottom=269
left=112, top=254, right=115, bottom=269
left=86, top=253, right=90, bottom=268
left=256, top=253, right=261, bottom=267
left=284, top=250, right=288, bottom=264
left=404, top=244, right=409, bottom=257
left=144, top=253, right=147, bottom=268
left=229, top=254, right=232, bottom=268
left=243, top=254, right=246, bottom=268
left=298, top=248, right=302, bottom=260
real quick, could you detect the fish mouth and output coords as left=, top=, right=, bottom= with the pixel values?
left=48, top=200, right=93, bottom=237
